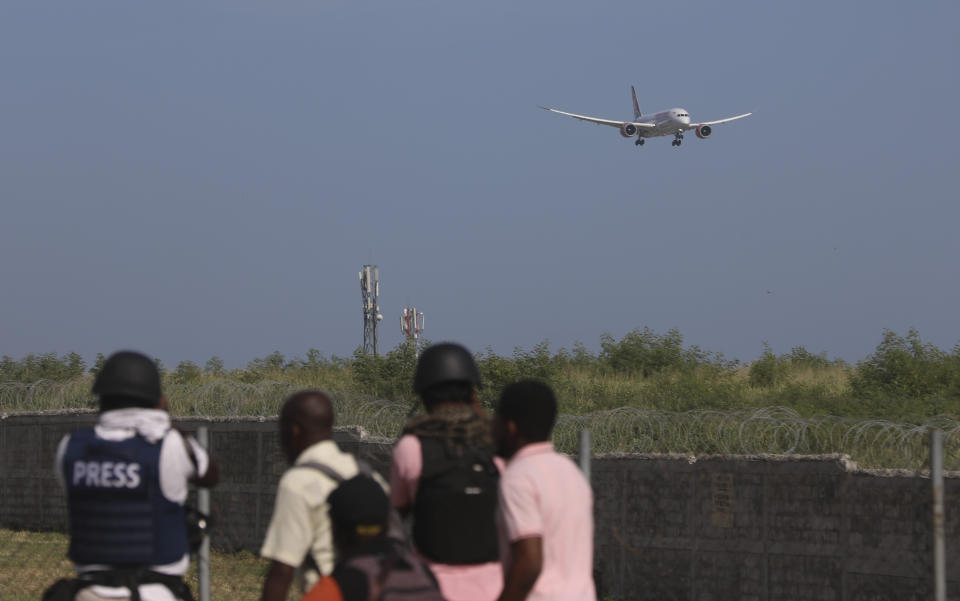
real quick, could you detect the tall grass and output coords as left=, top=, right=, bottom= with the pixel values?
left=3, top=328, right=960, bottom=468
left=4, top=338, right=959, bottom=423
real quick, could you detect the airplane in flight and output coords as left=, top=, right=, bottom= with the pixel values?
left=538, top=86, right=752, bottom=147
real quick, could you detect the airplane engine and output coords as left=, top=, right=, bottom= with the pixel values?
left=619, top=123, right=638, bottom=138
left=695, top=125, right=713, bottom=139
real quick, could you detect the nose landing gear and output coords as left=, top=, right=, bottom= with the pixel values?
left=671, top=132, right=684, bottom=147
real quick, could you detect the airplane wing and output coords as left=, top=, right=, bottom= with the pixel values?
left=690, top=112, right=753, bottom=128
left=537, top=106, right=657, bottom=129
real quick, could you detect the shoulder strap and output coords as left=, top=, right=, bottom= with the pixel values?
left=297, top=458, right=373, bottom=483
left=177, top=430, right=199, bottom=471
left=298, top=461, right=346, bottom=483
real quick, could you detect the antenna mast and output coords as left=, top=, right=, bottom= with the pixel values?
left=400, top=307, right=425, bottom=357
left=359, top=265, right=383, bottom=355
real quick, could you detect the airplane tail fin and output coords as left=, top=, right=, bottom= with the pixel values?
left=631, top=85, right=642, bottom=119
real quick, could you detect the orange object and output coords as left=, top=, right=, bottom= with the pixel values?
left=301, top=575, right=344, bottom=601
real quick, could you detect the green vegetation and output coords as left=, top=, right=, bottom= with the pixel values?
left=2, top=329, right=959, bottom=469
left=3, top=328, right=960, bottom=422
left=0, top=352, right=86, bottom=382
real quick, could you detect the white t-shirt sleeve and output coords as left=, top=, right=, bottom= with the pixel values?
left=158, top=429, right=210, bottom=503
left=185, top=435, right=210, bottom=477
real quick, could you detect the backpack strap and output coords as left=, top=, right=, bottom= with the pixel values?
left=297, top=459, right=374, bottom=483
left=298, top=461, right=346, bottom=483
left=178, top=430, right=199, bottom=472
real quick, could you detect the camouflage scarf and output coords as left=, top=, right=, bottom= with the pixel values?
left=402, top=403, right=494, bottom=449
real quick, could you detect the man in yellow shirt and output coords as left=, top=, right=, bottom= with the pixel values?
left=260, top=390, right=384, bottom=601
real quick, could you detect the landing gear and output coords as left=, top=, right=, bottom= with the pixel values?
left=635, top=138, right=645, bottom=146
left=672, top=132, right=684, bottom=147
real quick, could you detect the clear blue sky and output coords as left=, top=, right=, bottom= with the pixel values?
left=2, top=0, right=958, bottom=368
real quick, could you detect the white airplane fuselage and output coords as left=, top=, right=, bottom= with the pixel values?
left=634, top=108, right=692, bottom=138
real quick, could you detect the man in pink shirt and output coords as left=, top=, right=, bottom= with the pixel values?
left=390, top=343, right=503, bottom=601
left=494, top=380, right=596, bottom=601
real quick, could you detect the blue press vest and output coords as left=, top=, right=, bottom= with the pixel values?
left=63, top=428, right=188, bottom=566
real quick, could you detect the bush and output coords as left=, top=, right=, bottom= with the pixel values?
left=599, top=327, right=716, bottom=377
left=851, top=329, right=956, bottom=400
left=0, top=352, right=86, bottom=383
left=173, top=361, right=203, bottom=384
left=748, top=344, right=785, bottom=387
left=351, top=341, right=418, bottom=402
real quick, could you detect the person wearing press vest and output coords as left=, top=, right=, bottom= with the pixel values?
left=51, top=351, right=220, bottom=601
left=389, top=343, right=503, bottom=601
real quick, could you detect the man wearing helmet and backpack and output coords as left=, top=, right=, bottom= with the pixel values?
left=389, top=343, right=503, bottom=601
left=49, top=351, right=219, bottom=601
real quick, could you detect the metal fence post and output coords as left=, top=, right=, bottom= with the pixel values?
left=931, top=428, right=945, bottom=601
left=197, top=426, right=211, bottom=601
left=578, top=428, right=592, bottom=484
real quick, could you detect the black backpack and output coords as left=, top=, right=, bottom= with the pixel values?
left=412, top=437, right=499, bottom=564
left=297, top=462, right=444, bottom=601
left=297, top=460, right=407, bottom=551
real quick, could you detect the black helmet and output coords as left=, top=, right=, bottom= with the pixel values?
left=413, top=342, right=481, bottom=394
left=93, top=351, right=162, bottom=403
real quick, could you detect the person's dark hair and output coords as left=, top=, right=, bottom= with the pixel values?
left=496, top=380, right=557, bottom=442
left=421, top=381, right=473, bottom=411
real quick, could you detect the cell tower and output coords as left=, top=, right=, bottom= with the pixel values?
left=400, top=307, right=425, bottom=356
left=359, top=265, right=383, bottom=355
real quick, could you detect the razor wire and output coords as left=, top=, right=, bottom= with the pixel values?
left=554, top=406, right=960, bottom=470
left=0, top=379, right=93, bottom=412
left=3, top=380, right=958, bottom=470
